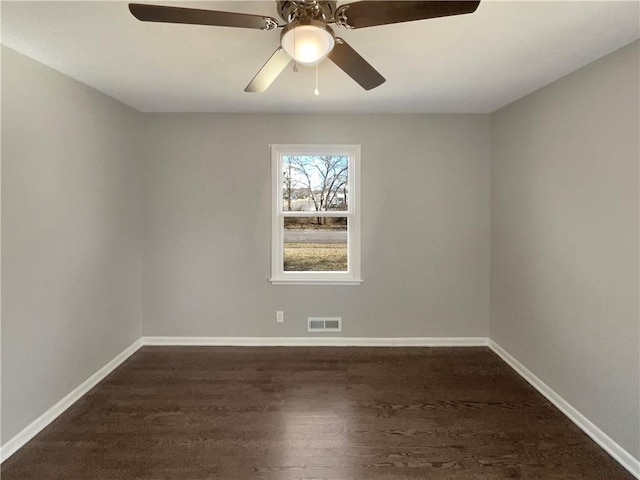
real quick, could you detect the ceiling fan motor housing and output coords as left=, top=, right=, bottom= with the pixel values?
left=277, top=1, right=337, bottom=23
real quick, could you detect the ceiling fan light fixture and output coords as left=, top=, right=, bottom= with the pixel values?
left=281, top=21, right=335, bottom=65
left=130, top=1, right=483, bottom=92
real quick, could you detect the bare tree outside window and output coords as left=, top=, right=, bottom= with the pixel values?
left=283, top=155, right=348, bottom=214
left=282, top=155, right=349, bottom=271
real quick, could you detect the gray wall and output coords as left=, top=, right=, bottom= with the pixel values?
left=1, top=47, right=143, bottom=442
left=141, top=114, right=491, bottom=338
left=491, top=41, right=640, bottom=457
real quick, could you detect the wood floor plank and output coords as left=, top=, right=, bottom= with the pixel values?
left=1, top=347, right=633, bottom=479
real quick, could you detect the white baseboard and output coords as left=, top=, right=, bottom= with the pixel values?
left=489, top=340, right=640, bottom=479
left=0, top=338, right=143, bottom=463
left=141, top=336, right=489, bottom=347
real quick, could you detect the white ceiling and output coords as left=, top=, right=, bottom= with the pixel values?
left=2, top=1, right=638, bottom=113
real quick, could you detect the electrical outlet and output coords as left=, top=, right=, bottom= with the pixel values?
left=276, top=311, right=284, bottom=323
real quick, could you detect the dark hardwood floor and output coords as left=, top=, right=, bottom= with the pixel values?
left=1, top=347, right=633, bottom=479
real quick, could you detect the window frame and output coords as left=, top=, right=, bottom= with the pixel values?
left=270, top=144, right=362, bottom=286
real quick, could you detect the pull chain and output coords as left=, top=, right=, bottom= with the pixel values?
left=314, top=63, right=320, bottom=96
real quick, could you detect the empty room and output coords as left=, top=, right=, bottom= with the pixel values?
left=1, top=1, right=639, bottom=478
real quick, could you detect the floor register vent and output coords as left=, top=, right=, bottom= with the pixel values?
left=308, top=317, right=342, bottom=333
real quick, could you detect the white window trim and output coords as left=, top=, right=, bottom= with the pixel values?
left=270, top=144, right=362, bottom=286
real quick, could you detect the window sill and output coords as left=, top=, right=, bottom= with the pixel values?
left=269, top=278, right=363, bottom=286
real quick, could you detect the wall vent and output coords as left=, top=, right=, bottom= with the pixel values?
left=308, top=317, right=342, bottom=333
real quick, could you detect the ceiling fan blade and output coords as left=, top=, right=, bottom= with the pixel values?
left=245, top=48, right=292, bottom=93
left=328, top=39, right=385, bottom=91
left=129, top=3, right=279, bottom=30
left=337, top=1, right=480, bottom=29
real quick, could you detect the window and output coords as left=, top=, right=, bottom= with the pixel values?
left=270, top=144, right=361, bottom=285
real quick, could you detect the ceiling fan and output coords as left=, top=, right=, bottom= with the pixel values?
left=129, top=1, right=481, bottom=93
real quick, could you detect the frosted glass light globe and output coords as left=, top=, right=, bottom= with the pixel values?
left=281, top=24, right=335, bottom=65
